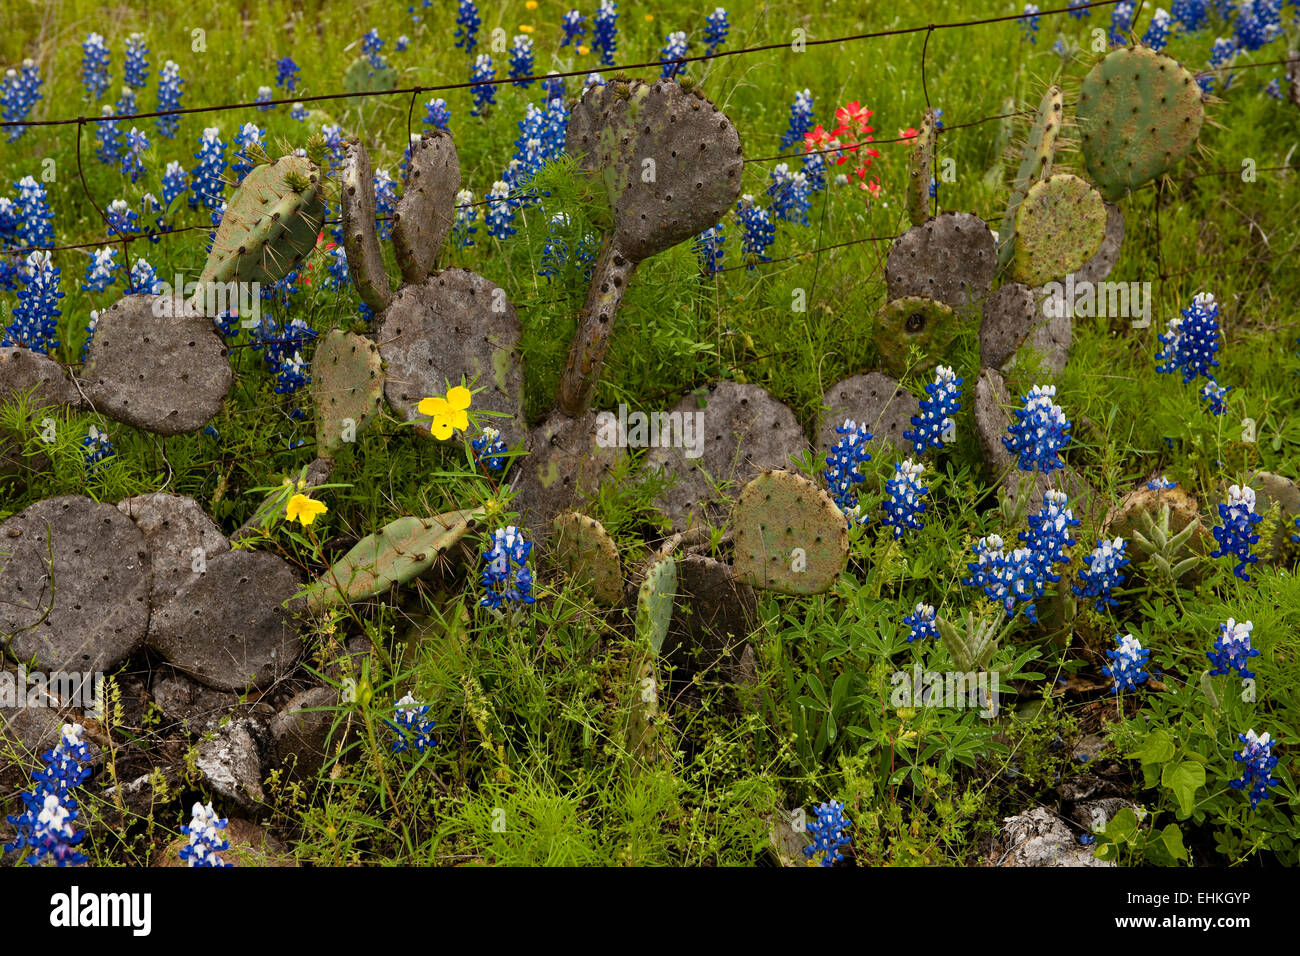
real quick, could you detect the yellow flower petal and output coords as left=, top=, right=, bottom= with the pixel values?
left=431, top=419, right=455, bottom=440
left=446, top=385, right=473, bottom=412
left=447, top=409, right=470, bottom=433
left=525, top=0, right=537, bottom=8
left=519, top=24, right=534, bottom=33
left=644, top=13, right=654, bottom=21
left=417, top=396, right=448, bottom=417
left=286, top=493, right=328, bottom=527
left=577, top=44, right=589, bottom=55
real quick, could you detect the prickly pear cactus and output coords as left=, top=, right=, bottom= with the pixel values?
left=341, top=139, right=393, bottom=313
left=343, top=55, right=397, bottom=106
left=552, top=511, right=623, bottom=606
left=636, top=555, right=678, bottom=655
left=513, top=410, right=625, bottom=533
left=1012, top=173, right=1107, bottom=287
left=872, top=295, right=960, bottom=378
left=556, top=78, right=744, bottom=416
left=817, top=372, right=921, bottom=462
left=884, top=212, right=996, bottom=311
left=199, top=154, right=325, bottom=287
left=906, top=108, right=938, bottom=226
left=306, top=509, right=483, bottom=611
left=392, top=130, right=460, bottom=283
left=997, top=86, right=1063, bottom=272
left=732, top=470, right=848, bottom=595
left=0, top=346, right=82, bottom=476
left=313, top=329, right=385, bottom=458
left=1077, top=46, right=1204, bottom=201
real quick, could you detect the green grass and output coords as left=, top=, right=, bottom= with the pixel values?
left=2, top=0, right=1300, bottom=866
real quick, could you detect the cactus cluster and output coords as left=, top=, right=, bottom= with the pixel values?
left=997, top=86, right=1062, bottom=273
left=635, top=554, right=678, bottom=655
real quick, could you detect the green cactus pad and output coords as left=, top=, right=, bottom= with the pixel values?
left=199, top=155, right=324, bottom=288
left=552, top=511, right=623, bottom=605
left=393, top=130, right=461, bottom=283
left=341, top=139, right=394, bottom=313
left=636, top=555, right=677, bottom=655
left=342, top=55, right=397, bottom=106
left=884, top=212, right=996, bottom=311
left=732, top=470, right=848, bottom=595
left=1012, top=173, right=1107, bottom=287
left=872, top=295, right=961, bottom=379
left=1077, top=46, right=1204, bottom=201
left=313, top=329, right=385, bottom=458
left=306, top=509, right=483, bottom=611
left=906, top=108, right=938, bottom=226
left=997, top=86, right=1063, bottom=273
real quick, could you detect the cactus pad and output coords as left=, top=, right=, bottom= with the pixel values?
left=116, top=492, right=230, bottom=608
left=341, top=139, right=394, bottom=313
left=81, top=294, right=234, bottom=435
left=199, top=155, right=324, bottom=287
left=663, top=555, right=758, bottom=682
left=313, top=329, right=385, bottom=458
left=646, top=381, right=808, bottom=531
left=980, top=282, right=1040, bottom=369
left=1012, top=174, right=1107, bottom=288
left=343, top=55, right=397, bottom=105
left=376, top=269, right=525, bottom=447
left=552, top=511, right=623, bottom=606
left=513, top=410, right=625, bottom=533
left=1077, top=46, right=1204, bottom=201
left=873, top=295, right=961, bottom=378
left=0, top=346, right=81, bottom=411
left=636, top=555, right=677, bottom=655
left=817, top=372, right=922, bottom=462
left=392, top=130, right=461, bottom=283
left=885, top=212, right=996, bottom=312
left=997, top=86, right=1063, bottom=272
left=1074, top=202, right=1125, bottom=285
left=906, top=108, right=938, bottom=226
left=732, top=470, right=849, bottom=595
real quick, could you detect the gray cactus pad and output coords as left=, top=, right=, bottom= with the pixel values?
left=148, top=549, right=304, bottom=691
left=116, top=493, right=230, bottom=607
left=0, top=495, right=150, bottom=673
left=393, top=130, right=461, bottom=283
left=663, top=555, right=757, bottom=681
left=513, top=410, right=624, bottom=533
left=566, top=79, right=745, bottom=263
left=885, top=212, right=997, bottom=311
left=1073, top=202, right=1125, bottom=286
left=980, top=283, right=1040, bottom=369
left=817, top=372, right=922, bottom=463
left=81, top=295, right=233, bottom=436
left=376, top=269, right=525, bottom=448
left=341, top=140, right=393, bottom=313
left=1010, top=291, right=1072, bottom=378
left=646, top=381, right=808, bottom=531
left=0, top=347, right=82, bottom=410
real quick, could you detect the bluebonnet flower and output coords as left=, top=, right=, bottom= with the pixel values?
left=1110, top=1, right=1136, bottom=42
left=121, top=126, right=148, bottom=182
left=1207, top=618, right=1260, bottom=678
left=2, top=59, right=43, bottom=142
left=3, top=251, right=63, bottom=353
left=155, top=60, right=183, bottom=138
left=1143, top=8, right=1173, bottom=50
left=660, top=31, right=688, bottom=79
left=321, top=123, right=346, bottom=173
left=325, top=244, right=349, bottom=290
left=373, top=169, right=397, bottom=242
left=81, top=310, right=102, bottom=359
left=272, top=348, right=311, bottom=394
left=470, top=54, right=497, bottom=116
left=802, top=151, right=827, bottom=192
left=82, top=425, right=115, bottom=465
left=881, top=459, right=929, bottom=539
left=780, top=89, right=815, bottom=151
left=538, top=212, right=596, bottom=280
left=768, top=163, right=812, bottom=225
left=362, top=29, right=384, bottom=68
left=114, top=85, right=137, bottom=118
left=704, top=8, right=730, bottom=55
left=4, top=723, right=92, bottom=866
left=510, top=35, right=535, bottom=87
left=1068, top=0, right=1091, bottom=18
left=484, top=181, right=516, bottom=240
left=481, top=526, right=537, bottom=610
left=1147, top=474, right=1177, bottom=490
left=694, top=224, right=725, bottom=274
left=583, top=72, right=605, bottom=92
left=396, top=35, right=410, bottom=53
left=1020, top=489, right=1080, bottom=583
left=1073, top=537, right=1129, bottom=611
left=255, top=85, right=274, bottom=112
left=1202, top=37, right=1238, bottom=92
left=453, top=189, right=478, bottom=247
left=178, top=802, right=231, bottom=867
left=94, top=105, right=124, bottom=165
left=823, top=419, right=872, bottom=522
left=124, top=33, right=149, bottom=87
left=904, top=603, right=938, bottom=643
left=963, top=535, right=1046, bottom=621
left=189, top=127, right=227, bottom=211
left=388, top=694, right=437, bottom=754
left=905, top=365, right=962, bottom=455
left=160, top=160, right=187, bottom=214
left=231, top=122, right=264, bottom=184
left=1199, top=379, right=1229, bottom=415
left=472, top=426, right=509, bottom=470
left=1102, top=633, right=1152, bottom=693
left=1211, top=483, right=1263, bottom=580
left=455, top=0, right=481, bottom=54
left=562, top=10, right=586, bottom=47
left=594, top=0, right=619, bottom=67
left=81, top=33, right=111, bottom=100
left=1020, top=4, right=1042, bottom=42
left=1003, top=384, right=1071, bottom=473
left=106, top=198, right=138, bottom=239
left=1234, top=0, right=1281, bottom=52
left=542, top=73, right=566, bottom=104
left=424, top=96, right=451, bottom=130
left=803, top=800, right=851, bottom=867
left=1230, top=729, right=1279, bottom=809
left=1171, top=0, right=1209, bottom=31
left=1265, top=76, right=1282, bottom=98
left=276, top=56, right=299, bottom=91
left=736, top=195, right=775, bottom=268
left=82, top=246, right=118, bottom=292
left=15, top=175, right=54, bottom=251
left=128, top=257, right=160, bottom=294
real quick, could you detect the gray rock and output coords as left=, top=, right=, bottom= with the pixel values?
left=646, top=382, right=807, bottom=531
left=81, top=294, right=233, bottom=435
left=147, top=549, right=303, bottom=691
left=996, top=807, right=1112, bottom=867
left=0, top=495, right=151, bottom=673
left=664, top=555, right=757, bottom=683
left=270, top=686, right=340, bottom=781
left=980, top=282, right=1039, bottom=369
left=117, top=493, right=230, bottom=607
left=885, top=212, right=996, bottom=312
left=513, top=409, right=624, bottom=534
left=195, top=717, right=267, bottom=811
left=0, top=346, right=82, bottom=410
left=818, top=372, right=922, bottom=463
left=150, top=672, right=239, bottom=733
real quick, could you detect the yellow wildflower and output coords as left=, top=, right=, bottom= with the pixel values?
left=525, top=0, right=538, bottom=8
left=577, top=44, right=589, bottom=55
left=417, top=385, right=473, bottom=440
left=286, top=493, right=328, bottom=527
left=519, top=24, right=535, bottom=33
